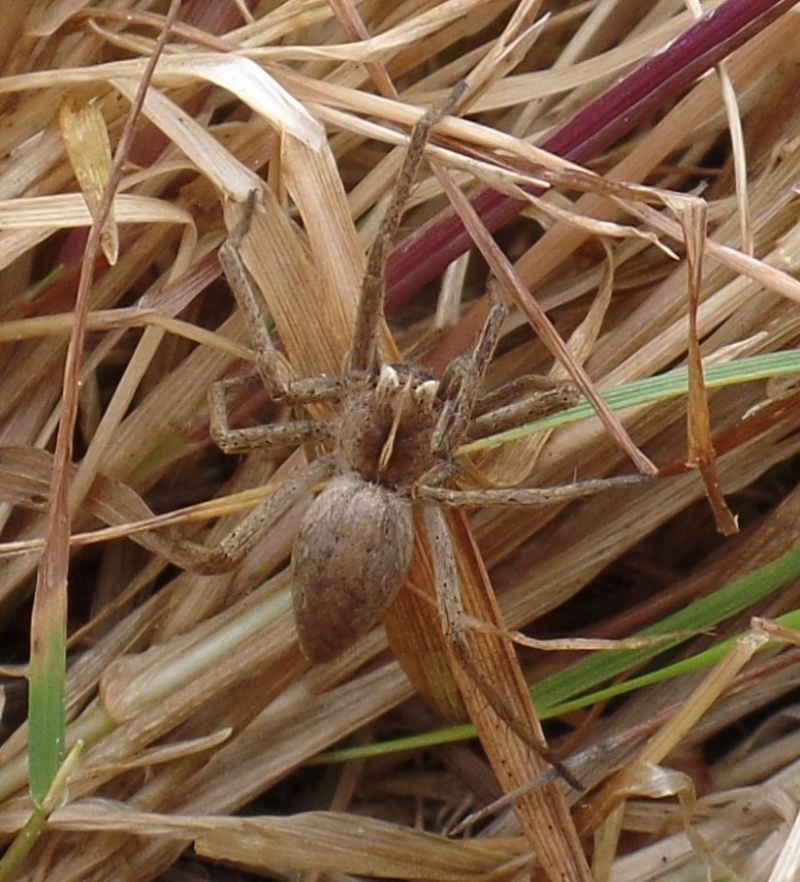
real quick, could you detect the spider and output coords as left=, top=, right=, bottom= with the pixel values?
left=193, top=84, right=646, bottom=674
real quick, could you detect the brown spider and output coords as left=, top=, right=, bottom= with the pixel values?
left=189, top=85, right=646, bottom=670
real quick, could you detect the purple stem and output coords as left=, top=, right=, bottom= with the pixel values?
left=385, top=0, right=795, bottom=310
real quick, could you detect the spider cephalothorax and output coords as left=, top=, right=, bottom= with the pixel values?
left=337, top=365, right=445, bottom=490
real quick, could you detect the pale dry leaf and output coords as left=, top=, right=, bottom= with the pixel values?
left=59, top=98, right=118, bottom=263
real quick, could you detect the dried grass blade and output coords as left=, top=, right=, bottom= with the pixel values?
left=327, top=0, right=397, bottom=98
left=199, top=810, right=522, bottom=880
left=385, top=0, right=800, bottom=303
left=110, top=77, right=260, bottom=201
left=158, top=54, right=326, bottom=152
left=281, top=132, right=375, bottom=360
left=58, top=98, right=117, bottom=264
left=26, top=0, right=89, bottom=36
left=0, top=194, right=196, bottom=273
left=27, top=0, right=181, bottom=809
left=669, top=193, right=738, bottom=535
left=16, top=804, right=525, bottom=881
left=462, top=0, right=547, bottom=106
left=488, top=239, right=616, bottom=485
left=577, top=629, right=771, bottom=837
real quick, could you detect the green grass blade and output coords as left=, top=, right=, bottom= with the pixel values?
left=28, top=621, right=66, bottom=803
left=462, top=350, right=800, bottom=454
left=532, top=544, right=800, bottom=714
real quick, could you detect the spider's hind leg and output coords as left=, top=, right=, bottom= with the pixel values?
left=166, top=455, right=337, bottom=574
left=421, top=504, right=583, bottom=791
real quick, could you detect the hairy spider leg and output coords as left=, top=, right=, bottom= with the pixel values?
left=431, top=285, right=508, bottom=459
left=208, top=373, right=341, bottom=456
left=169, top=456, right=337, bottom=575
left=348, top=81, right=469, bottom=377
left=421, top=503, right=585, bottom=792
left=218, top=191, right=284, bottom=400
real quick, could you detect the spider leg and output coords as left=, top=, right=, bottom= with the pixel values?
left=214, top=193, right=348, bottom=456
left=468, top=382, right=580, bottom=441
left=220, top=194, right=343, bottom=399
left=219, top=192, right=286, bottom=400
left=349, top=81, right=469, bottom=376
left=473, top=375, right=576, bottom=416
left=209, top=372, right=341, bottom=455
left=421, top=504, right=583, bottom=791
left=168, top=455, right=336, bottom=574
left=432, top=290, right=508, bottom=457
left=417, top=474, right=650, bottom=507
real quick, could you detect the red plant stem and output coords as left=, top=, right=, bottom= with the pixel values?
left=385, top=0, right=796, bottom=310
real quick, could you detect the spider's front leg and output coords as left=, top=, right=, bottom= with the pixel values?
left=348, top=81, right=469, bottom=376
left=468, top=377, right=581, bottom=442
left=432, top=287, right=508, bottom=458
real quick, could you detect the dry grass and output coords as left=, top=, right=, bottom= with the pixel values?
left=1, top=1, right=800, bottom=880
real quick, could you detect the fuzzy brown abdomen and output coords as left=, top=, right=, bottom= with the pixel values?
left=291, top=475, right=415, bottom=662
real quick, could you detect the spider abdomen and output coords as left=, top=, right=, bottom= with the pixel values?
left=291, top=475, right=414, bottom=662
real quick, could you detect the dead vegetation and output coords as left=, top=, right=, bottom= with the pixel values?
left=1, top=1, right=800, bottom=880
